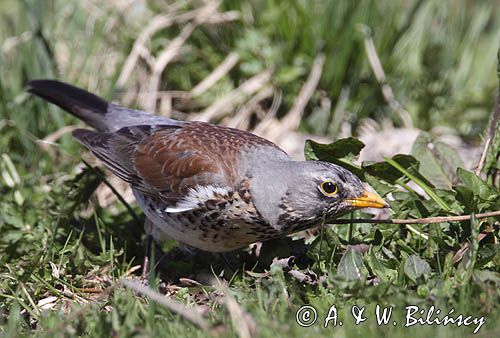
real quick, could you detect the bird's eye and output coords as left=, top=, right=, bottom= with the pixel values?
left=319, top=180, right=338, bottom=196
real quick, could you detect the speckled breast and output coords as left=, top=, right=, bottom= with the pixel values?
left=133, top=184, right=282, bottom=252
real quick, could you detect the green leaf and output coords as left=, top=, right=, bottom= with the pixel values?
left=465, top=214, right=480, bottom=281
left=362, top=154, right=420, bottom=183
left=366, top=248, right=396, bottom=282
left=411, top=132, right=463, bottom=189
left=404, top=254, right=431, bottom=282
left=477, top=244, right=498, bottom=266
left=337, top=247, right=367, bottom=281
left=304, top=138, right=365, bottom=161
left=457, top=168, right=499, bottom=201
left=454, top=185, right=476, bottom=211
left=364, top=174, right=397, bottom=197
left=385, top=157, right=452, bottom=211
left=304, top=138, right=365, bottom=177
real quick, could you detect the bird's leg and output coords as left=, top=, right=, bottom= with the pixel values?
left=141, top=219, right=155, bottom=281
left=141, top=234, right=153, bottom=280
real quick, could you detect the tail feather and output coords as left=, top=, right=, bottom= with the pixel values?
left=27, top=79, right=110, bottom=131
left=28, top=79, right=183, bottom=132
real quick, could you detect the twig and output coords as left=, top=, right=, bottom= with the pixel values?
left=280, top=53, right=325, bottom=132
left=121, top=279, right=211, bottom=331
left=359, top=25, right=412, bottom=128
left=328, top=210, right=500, bottom=225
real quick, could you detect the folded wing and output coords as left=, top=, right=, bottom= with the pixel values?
left=73, top=121, right=286, bottom=208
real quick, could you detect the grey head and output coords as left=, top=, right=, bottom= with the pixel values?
left=249, top=160, right=389, bottom=231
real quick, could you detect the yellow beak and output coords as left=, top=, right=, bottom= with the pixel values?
left=347, top=190, right=390, bottom=209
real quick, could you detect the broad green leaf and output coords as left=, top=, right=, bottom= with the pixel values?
left=362, top=154, right=419, bottom=183
left=477, top=244, right=498, bottom=266
left=411, top=132, right=463, bottom=189
left=385, top=157, right=451, bottom=211
left=364, top=174, right=396, bottom=197
left=304, top=138, right=365, bottom=161
left=404, top=254, right=431, bottom=282
left=366, top=248, right=396, bottom=282
left=337, top=247, right=367, bottom=281
left=304, top=138, right=365, bottom=177
left=454, top=185, right=476, bottom=211
left=457, top=168, right=499, bottom=201
left=473, top=269, right=500, bottom=284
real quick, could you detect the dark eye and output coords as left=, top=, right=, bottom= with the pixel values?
left=319, top=180, right=338, bottom=196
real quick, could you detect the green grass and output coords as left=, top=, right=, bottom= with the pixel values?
left=1, top=0, right=500, bottom=337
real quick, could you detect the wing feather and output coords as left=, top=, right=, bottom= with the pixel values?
left=73, top=122, right=287, bottom=206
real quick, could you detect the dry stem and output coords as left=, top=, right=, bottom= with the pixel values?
left=121, top=279, right=211, bottom=331
left=360, top=25, right=412, bottom=128
left=196, top=69, right=272, bottom=122
left=280, top=53, right=325, bottom=132
left=329, top=210, right=500, bottom=225
left=191, top=51, right=240, bottom=97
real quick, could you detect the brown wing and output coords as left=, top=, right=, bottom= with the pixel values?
left=73, top=122, right=286, bottom=203
left=133, top=122, right=286, bottom=193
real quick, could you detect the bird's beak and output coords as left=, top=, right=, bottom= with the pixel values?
left=347, top=189, right=390, bottom=209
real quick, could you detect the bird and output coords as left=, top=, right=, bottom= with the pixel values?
left=27, top=79, right=389, bottom=263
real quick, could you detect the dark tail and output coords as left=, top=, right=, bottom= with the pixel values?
left=27, top=79, right=110, bottom=131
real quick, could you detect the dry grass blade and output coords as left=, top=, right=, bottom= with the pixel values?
left=227, top=85, right=274, bottom=129
left=121, top=279, right=212, bottom=332
left=194, top=0, right=240, bottom=25
left=191, top=52, right=240, bottom=97
left=116, top=0, right=239, bottom=89
left=475, top=137, right=491, bottom=176
left=36, top=125, right=79, bottom=158
left=253, top=89, right=282, bottom=135
left=475, top=96, right=500, bottom=175
left=216, top=281, right=256, bottom=338
left=1, top=31, right=33, bottom=55
left=144, top=23, right=197, bottom=112
left=360, top=25, right=412, bottom=128
left=280, top=53, right=325, bottom=132
left=117, top=7, right=205, bottom=86
left=39, top=126, right=79, bottom=145
left=196, top=69, right=272, bottom=122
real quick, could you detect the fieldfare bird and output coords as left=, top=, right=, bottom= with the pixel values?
left=28, top=80, right=389, bottom=256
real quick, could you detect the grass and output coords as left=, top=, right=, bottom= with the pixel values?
left=1, top=0, right=500, bottom=337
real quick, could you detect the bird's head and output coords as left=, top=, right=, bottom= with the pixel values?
left=267, top=161, right=389, bottom=229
